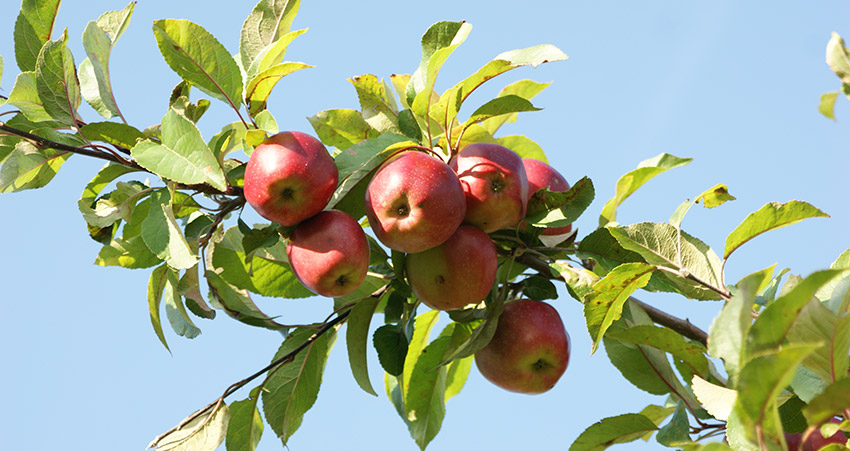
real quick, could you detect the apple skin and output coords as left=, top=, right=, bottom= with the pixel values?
left=522, top=158, right=572, bottom=236
left=450, top=143, right=528, bottom=233
left=405, top=225, right=497, bottom=311
left=475, top=299, right=570, bottom=394
left=244, top=131, right=338, bottom=226
left=364, top=151, right=466, bottom=253
left=286, top=210, right=369, bottom=297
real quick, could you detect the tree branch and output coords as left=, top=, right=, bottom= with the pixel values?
left=516, top=253, right=709, bottom=346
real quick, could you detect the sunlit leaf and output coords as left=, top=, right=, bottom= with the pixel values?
left=550, top=260, right=600, bottom=302
left=245, top=61, right=312, bottom=115
left=585, top=262, right=655, bottom=353
left=147, top=264, right=171, bottom=352
left=786, top=298, right=850, bottom=384
left=570, top=413, right=659, bottom=451
left=153, top=19, right=243, bottom=108
left=307, top=108, right=379, bottom=150
left=606, top=324, right=709, bottom=380
left=131, top=108, right=228, bottom=192
left=36, top=31, right=82, bottom=127
left=240, top=0, right=301, bottom=71
left=525, top=176, right=594, bottom=229
left=141, top=189, right=198, bottom=271
left=0, top=140, right=70, bottom=193
left=826, top=33, right=850, bottom=86
left=346, top=296, right=381, bottom=396
left=350, top=74, right=400, bottom=134
left=150, top=403, right=230, bottom=451
left=819, top=91, right=840, bottom=120
left=802, top=378, right=850, bottom=426
left=79, top=2, right=134, bottom=119
left=599, top=153, right=691, bottom=227
left=482, top=80, right=552, bottom=135
left=81, top=122, right=146, bottom=149
left=708, top=271, right=761, bottom=380
left=691, top=375, right=736, bottom=421
left=405, top=330, right=452, bottom=450
left=5, top=71, right=52, bottom=122
left=724, top=201, right=829, bottom=260
left=163, top=267, right=201, bottom=338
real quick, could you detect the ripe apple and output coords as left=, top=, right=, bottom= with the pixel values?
left=785, top=418, right=848, bottom=450
left=522, top=157, right=572, bottom=236
left=475, top=299, right=570, bottom=394
left=405, top=225, right=497, bottom=311
left=286, top=210, right=369, bottom=297
left=244, top=131, right=338, bottom=226
left=364, top=151, right=466, bottom=253
left=449, top=143, right=528, bottom=233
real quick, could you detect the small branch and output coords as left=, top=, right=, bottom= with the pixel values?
left=0, top=121, right=144, bottom=168
left=516, top=253, right=709, bottom=346
left=198, top=195, right=246, bottom=248
left=654, top=266, right=731, bottom=300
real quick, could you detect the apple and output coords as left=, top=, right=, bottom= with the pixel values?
left=449, top=143, right=528, bottom=233
left=364, top=151, right=466, bottom=253
left=475, top=299, right=570, bottom=394
left=286, top=210, right=370, bottom=297
left=405, top=225, right=497, bottom=311
left=244, top=131, right=338, bottom=226
left=522, top=157, right=572, bottom=236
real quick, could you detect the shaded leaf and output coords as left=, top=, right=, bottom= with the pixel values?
left=802, top=378, right=850, bottom=426
left=81, top=122, right=146, bottom=149
left=403, top=310, right=440, bottom=395
left=350, top=74, right=400, bottom=134
left=525, top=176, right=594, bottom=229
left=787, top=298, right=850, bottom=384
left=163, top=267, right=201, bottom=338
left=79, top=2, right=134, bottom=119
left=225, top=396, right=264, bottom=451
left=599, top=153, right=692, bottom=227
left=346, top=296, right=381, bottom=396
left=724, top=201, right=829, bottom=260
left=95, top=235, right=162, bottom=269
left=708, top=270, right=761, bottom=379
left=374, top=324, right=408, bottom=377
left=262, top=326, right=335, bottom=445
left=656, top=402, right=690, bottom=446
left=13, top=0, right=61, bottom=72
left=141, top=189, right=198, bottom=271
left=6, top=71, right=53, bottom=122
left=153, top=19, right=243, bottom=108
left=147, top=264, right=171, bottom=352
left=405, top=333, right=452, bottom=450
left=240, top=0, right=300, bottom=71
left=206, top=271, right=288, bottom=331
left=606, top=324, right=709, bottom=380
left=36, top=31, right=82, bottom=126
left=550, top=260, right=601, bottom=302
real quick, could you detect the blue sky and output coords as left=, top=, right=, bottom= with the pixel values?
left=1, top=1, right=848, bottom=450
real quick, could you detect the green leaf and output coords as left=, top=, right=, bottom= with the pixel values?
left=153, top=19, right=243, bottom=108
left=6, top=71, right=53, bottom=122
left=398, top=108, right=423, bottom=141
left=820, top=250, right=850, bottom=314
left=240, top=0, right=300, bottom=72
left=307, top=109, right=379, bottom=150
left=522, top=276, right=558, bottom=301
left=79, top=2, right=134, bottom=119
left=791, top=366, right=829, bottom=404
left=0, top=140, right=70, bottom=193
left=656, top=402, right=690, bottom=446
left=826, top=33, right=850, bottom=86
left=151, top=403, right=230, bottom=451
left=403, top=310, right=440, bottom=396
left=482, top=80, right=551, bottom=135
left=609, top=222, right=724, bottom=300
left=131, top=108, right=227, bottom=191
left=205, top=271, right=288, bottom=331
left=462, top=95, right=541, bottom=131
left=606, top=324, right=709, bottom=380
left=570, top=413, right=659, bottom=451
left=696, top=184, right=736, bottom=209
left=802, top=378, right=850, bottom=426
left=262, top=326, right=335, bottom=445
left=81, top=122, right=146, bottom=149
left=407, top=21, right=472, bottom=108
left=350, top=74, right=400, bottom=134
left=163, top=267, right=201, bottom=339
left=747, top=269, right=849, bottom=357
left=210, top=226, right=312, bottom=299
left=246, top=28, right=307, bottom=79
left=95, top=235, right=162, bottom=269
left=346, top=296, right=381, bottom=396
left=724, top=201, right=829, bottom=260
left=691, top=375, right=737, bottom=421
left=497, top=134, right=547, bottom=162
left=405, top=333, right=451, bottom=450
left=225, top=396, right=264, bottom=451
left=733, top=344, right=821, bottom=441
left=438, top=297, right=505, bottom=366
left=328, top=134, right=413, bottom=218
left=443, top=323, right=474, bottom=401
left=708, top=270, right=761, bottom=379
left=36, top=31, right=82, bottom=126
left=525, top=176, right=594, bottom=229
left=246, top=62, right=311, bottom=116
left=374, top=324, right=408, bottom=377
left=79, top=180, right=145, bottom=228
left=141, top=189, right=198, bottom=270
left=13, top=0, right=61, bottom=72
left=147, top=264, right=171, bottom=352
left=584, top=262, right=655, bottom=353
left=819, top=91, right=840, bottom=120
left=550, top=260, right=601, bottom=302
left=786, top=298, right=850, bottom=384
left=599, top=153, right=692, bottom=227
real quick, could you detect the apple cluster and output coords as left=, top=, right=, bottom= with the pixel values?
left=244, top=132, right=574, bottom=394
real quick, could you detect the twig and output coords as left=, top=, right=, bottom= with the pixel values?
left=515, top=253, right=710, bottom=346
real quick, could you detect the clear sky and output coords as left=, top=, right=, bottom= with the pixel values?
left=0, top=1, right=848, bottom=450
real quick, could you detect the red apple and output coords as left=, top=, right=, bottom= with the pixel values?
left=785, top=418, right=847, bottom=450
left=405, top=225, right=497, bottom=311
left=244, top=131, right=338, bottom=226
left=475, top=299, right=570, bottom=394
left=364, top=151, right=466, bottom=253
left=449, top=143, right=528, bottom=233
left=286, top=210, right=369, bottom=297
left=522, top=158, right=572, bottom=236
